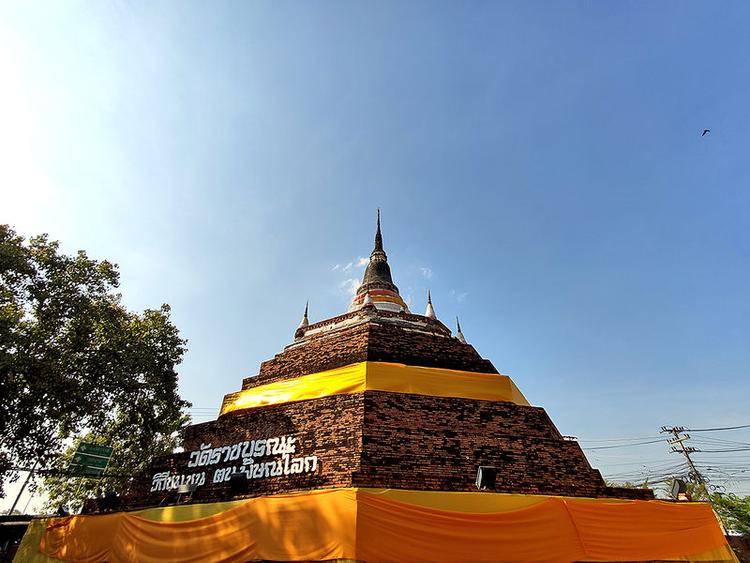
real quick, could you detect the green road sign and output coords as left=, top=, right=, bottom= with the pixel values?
left=71, top=453, right=108, bottom=469
left=68, top=442, right=114, bottom=477
left=77, top=443, right=114, bottom=458
left=68, top=464, right=106, bottom=477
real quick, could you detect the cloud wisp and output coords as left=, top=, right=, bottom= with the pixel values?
left=339, top=278, right=360, bottom=296
left=332, top=256, right=368, bottom=298
left=451, top=289, right=468, bottom=303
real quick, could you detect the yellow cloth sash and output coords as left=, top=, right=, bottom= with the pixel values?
left=29, top=488, right=735, bottom=562
left=220, top=361, right=530, bottom=415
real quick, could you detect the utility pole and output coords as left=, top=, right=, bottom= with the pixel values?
left=7, top=459, right=39, bottom=515
left=661, top=426, right=726, bottom=529
left=660, top=426, right=705, bottom=485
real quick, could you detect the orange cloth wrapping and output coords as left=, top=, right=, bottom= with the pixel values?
left=41, top=489, right=357, bottom=563
left=37, top=488, right=735, bottom=562
left=220, top=362, right=530, bottom=415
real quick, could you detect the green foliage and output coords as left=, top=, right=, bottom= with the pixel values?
left=0, top=224, right=190, bottom=503
left=661, top=479, right=750, bottom=534
left=662, top=479, right=711, bottom=501
left=710, top=493, right=750, bottom=536
left=604, top=479, right=651, bottom=489
left=43, top=413, right=188, bottom=513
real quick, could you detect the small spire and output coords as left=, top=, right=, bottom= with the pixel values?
left=424, top=289, right=436, bottom=319
left=373, top=208, right=383, bottom=253
left=297, top=300, right=309, bottom=329
left=456, top=316, right=467, bottom=344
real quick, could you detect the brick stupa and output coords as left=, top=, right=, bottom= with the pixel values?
left=128, top=214, right=652, bottom=507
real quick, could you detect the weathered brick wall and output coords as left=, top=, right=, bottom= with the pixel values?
left=355, top=392, right=653, bottom=499
left=127, top=394, right=364, bottom=507
left=243, top=319, right=497, bottom=390
left=366, top=322, right=497, bottom=374
left=247, top=324, right=371, bottom=389
left=127, top=390, right=652, bottom=508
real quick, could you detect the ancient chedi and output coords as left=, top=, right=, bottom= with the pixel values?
left=29, top=214, right=734, bottom=562
left=132, top=212, right=648, bottom=506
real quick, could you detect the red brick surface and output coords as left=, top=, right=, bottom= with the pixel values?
left=357, top=392, right=650, bottom=499
left=125, top=311, right=654, bottom=508
left=128, top=394, right=364, bottom=506
left=243, top=312, right=497, bottom=390
left=127, top=390, right=652, bottom=506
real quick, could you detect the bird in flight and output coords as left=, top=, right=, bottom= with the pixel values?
left=702, top=129, right=711, bottom=136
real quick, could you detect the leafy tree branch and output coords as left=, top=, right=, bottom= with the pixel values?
left=0, top=224, right=190, bottom=505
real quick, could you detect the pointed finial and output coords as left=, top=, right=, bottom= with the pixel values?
left=424, top=289, right=436, bottom=319
left=297, top=300, right=309, bottom=329
left=373, top=209, right=383, bottom=253
left=456, top=316, right=467, bottom=344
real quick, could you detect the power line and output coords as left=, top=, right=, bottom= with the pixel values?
left=686, top=423, right=750, bottom=432
left=578, top=425, right=750, bottom=444
left=578, top=435, right=662, bottom=443
left=574, top=426, right=750, bottom=494
left=583, top=439, right=665, bottom=450
left=694, top=447, right=750, bottom=453
left=691, top=436, right=750, bottom=447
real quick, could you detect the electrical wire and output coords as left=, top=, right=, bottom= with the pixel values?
left=696, top=448, right=750, bottom=454
left=582, top=439, right=665, bottom=450
left=580, top=426, right=750, bottom=495
left=686, top=423, right=750, bottom=432
left=577, top=435, right=662, bottom=443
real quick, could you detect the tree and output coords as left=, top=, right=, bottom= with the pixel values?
left=0, top=224, right=190, bottom=503
left=42, top=412, right=187, bottom=514
left=663, top=478, right=711, bottom=501
left=604, top=479, right=651, bottom=489
left=662, top=479, right=750, bottom=535
left=711, top=493, right=750, bottom=536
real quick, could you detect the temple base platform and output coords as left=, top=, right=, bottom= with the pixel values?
left=15, top=487, right=737, bottom=562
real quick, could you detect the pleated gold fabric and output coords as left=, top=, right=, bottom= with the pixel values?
left=220, top=362, right=530, bottom=415
left=34, top=488, right=736, bottom=562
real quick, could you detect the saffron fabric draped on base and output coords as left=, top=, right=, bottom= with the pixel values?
left=31, top=488, right=735, bottom=562
left=220, top=362, right=530, bottom=415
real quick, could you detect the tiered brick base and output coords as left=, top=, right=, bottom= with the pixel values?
left=129, top=391, right=650, bottom=507
left=124, top=307, right=652, bottom=508
left=246, top=310, right=497, bottom=389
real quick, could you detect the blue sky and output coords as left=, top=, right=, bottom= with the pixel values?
left=1, top=1, right=748, bottom=502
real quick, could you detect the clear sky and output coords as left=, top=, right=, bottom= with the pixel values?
left=1, top=1, right=748, bottom=508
